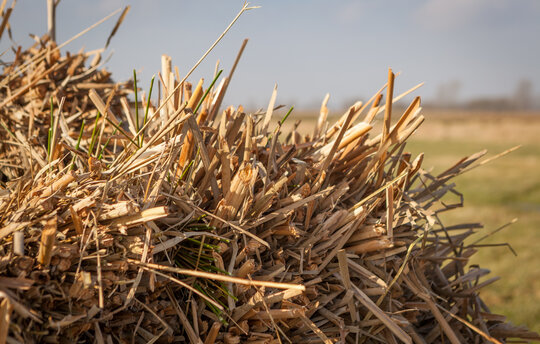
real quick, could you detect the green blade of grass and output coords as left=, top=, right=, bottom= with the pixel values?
left=75, top=120, right=85, bottom=151
left=194, top=284, right=226, bottom=321
left=88, top=112, right=101, bottom=157
left=279, top=106, right=294, bottom=126
left=186, top=237, right=220, bottom=250
left=98, top=121, right=121, bottom=160
left=193, top=69, right=223, bottom=115
left=170, top=159, right=195, bottom=196
left=133, top=69, right=139, bottom=133
left=103, top=116, right=139, bottom=148
left=47, top=97, right=54, bottom=160
left=141, top=75, right=155, bottom=146
left=0, top=120, right=17, bottom=141
left=70, top=119, right=86, bottom=170
left=180, top=160, right=194, bottom=180
left=187, top=224, right=217, bottom=231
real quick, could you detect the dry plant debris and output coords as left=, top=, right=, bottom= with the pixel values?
left=0, top=4, right=539, bottom=344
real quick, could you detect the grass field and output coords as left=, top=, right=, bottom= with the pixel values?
left=290, top=108, right=540, bottom=334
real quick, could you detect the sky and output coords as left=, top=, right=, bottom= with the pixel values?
left=2, top=0, right=540, bottom=110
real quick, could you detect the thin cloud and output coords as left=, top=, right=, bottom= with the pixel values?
left=414, top=0, right=506, bottom=31
left=335, top=2, right=368, bottom=24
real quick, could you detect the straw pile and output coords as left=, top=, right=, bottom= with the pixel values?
left=1, top=5, right=539, bottom=344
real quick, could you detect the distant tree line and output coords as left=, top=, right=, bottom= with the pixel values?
left=425, top=79, right=539, bottom=111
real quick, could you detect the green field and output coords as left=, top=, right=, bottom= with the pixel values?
left=404, top=111, right=540, bottom=334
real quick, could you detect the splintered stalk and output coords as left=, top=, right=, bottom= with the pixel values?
left=88, top=112, right=101, bottom=157
left=280, top=106, right=294, bottom=126
left=141, top=75, right=155, bottom=146
left=70, top=119, right=85, bottom=170
left=133, top=69, right=139, bottom=133
left=193, top=69, right=223, bottom=115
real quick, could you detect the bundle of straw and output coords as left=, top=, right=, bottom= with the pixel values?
left=0, top=4, right=538, bottom=344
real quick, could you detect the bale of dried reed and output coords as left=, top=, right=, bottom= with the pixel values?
left=0, top=4, right=538, bottom=344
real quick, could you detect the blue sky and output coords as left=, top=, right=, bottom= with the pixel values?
left=3, top=0, right=540, bottom=109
